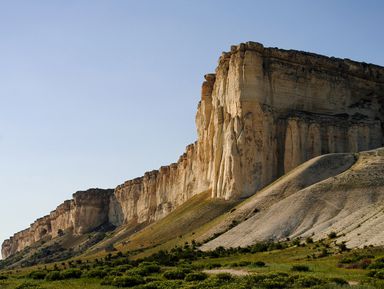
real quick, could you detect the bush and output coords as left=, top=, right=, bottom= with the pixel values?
left=15, top=283, right=42, bottom=289
left=144, top=276, right=161, bottom=283
left=86, top=268, right=108, bottom=278
left=368, top=257, right=384, bottom=269
left=291, top=265, right=310, bottom=272
left=138, top=262, right=161, bottom=274
left=204, top=263, right=222, bottom=269
left=306, top=237, right=314, bottom=244
left=251, top=261, right=266, bottom=267
left=245, top=272, right=292, bottom=289
left=115, top=264, right=134, bottom=273
left=109, top=268, right=124, bottom=276
left=328, top=232, right=337, bottom=239
left=111, top=258, right=130, bottom=267
left=185, top=272, right=208, bottom=281
left=60, top=268, right=82, bottom=279
left=45, top=271, right=62, bottom=281
left=368, top=269, right=384, bottom=279
left=238, top=261, right=251, bottom=267
left=29, top=270, right=47, bottom=280
left=0, top=275, right=8, bottom=280
left=295, top=276, right=323, bottom=287
left=338, top=253, right=374, bottom=268
left=215, top=273, right=232, bottom=281
left=140, top=280, right=182, bottom=289
left=112, top=275, right=145, bottom=287
left=328, top=277, right=349, bottom=285
left=163, top=269, right=186, bottom=280
left=128, top=267, right=153, bottom=277
left=101, top=276, right=115, bottom=285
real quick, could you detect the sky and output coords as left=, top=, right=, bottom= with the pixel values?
left=0, top=0, right=383, bottom=257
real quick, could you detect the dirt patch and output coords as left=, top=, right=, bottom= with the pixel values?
left=203, top=269, right=250, bottom=276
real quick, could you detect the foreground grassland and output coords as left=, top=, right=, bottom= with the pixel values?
left=2, top=239, right=384, bottom=289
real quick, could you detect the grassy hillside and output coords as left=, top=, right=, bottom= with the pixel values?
left=2, top=238, right=384, bottom=288
left=92, top=190, right=239, bottom=258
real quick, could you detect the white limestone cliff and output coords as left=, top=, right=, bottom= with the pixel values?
left=2, top=42, right=384, bottom=259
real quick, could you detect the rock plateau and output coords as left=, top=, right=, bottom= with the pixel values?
left=2, top=42, right=384, bottom=259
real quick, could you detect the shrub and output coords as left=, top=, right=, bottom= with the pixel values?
left=306, top=237, right=314, bottom=244
left=140, top=280, right=182, bottom=289
left=128, top=267, right=154, bottom=276
left=0, top=275, right=8, bottom=280
left=138, top=262, right=161, bottom=274
left=368, top=269, right=384, bottom=279
left=368, top=257, right=384, bottom=269
left=238, top=261, right=251, bottom=267
left=215, top=272, right=232, bottom=281
left=251, top=261, right=266, bottom=267
left=291, top=265, right=310, bottom=272
left=15, top=283, right=42, bottom=289
left=259, top=275, right=291, bottom=289
left=29, top=270, right=47, bottom=280
left=328, top=277, right=349, bottom=285
left=328, top=232, right=337, bottom=239
left=204, top=263, right=222, bottom=269
left=163, top=269, right=186, bottom=280
left=112, top=275, right=145, bottom=287
left=245, top=272, right=292, bottom=289
left=337, top=241, right=348, bottom=252
left=112, top=258, right=130, bottom=267
left=292, top=239, right=301, bottom=246
left=368, top=262, right=384, bottom=269
left=250, top=242, right=270, bottom=252
left=185, top=272, right=208, bottom=281
left=295, top=276, right=323, bottom=287
left=109, top=268, right=124, bottom=276
left=86, top=268, right=108, bottom=278
left=60, top=268, right=82, bottom=279
left=339, top=253, right=373, bottom=268
left=141, top=283, right=160, bottom=289
left=144, top=276, right=161, bottom=283
left=101, top=276, right=115, bottom=285
left=44, top=271, right=62, bottom=281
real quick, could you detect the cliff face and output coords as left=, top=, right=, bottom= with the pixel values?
left=202, top=43, right=383, bottom=199
left=3, top=42, right=384, bottom=259
left=1, top=189, right=114, bottom=259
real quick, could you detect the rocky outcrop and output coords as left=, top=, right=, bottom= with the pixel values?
left=201, top=43, right=383, bottom=199
left=3, top=42, right=384, bottom=259
left=1, top=189, right=113, bottom=259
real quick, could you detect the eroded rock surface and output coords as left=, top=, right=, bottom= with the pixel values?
left=1, top=189, right=113, bottom=259
left=3, top=42, right=384, bottom=259
left=201, top=148, right=384, bottom=250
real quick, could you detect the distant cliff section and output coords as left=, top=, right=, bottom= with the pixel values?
left=2, top=42, right=384, bottom=259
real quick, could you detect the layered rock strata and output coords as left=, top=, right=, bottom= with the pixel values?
left=1, top=189, right=113, bottom=258
left=3, top=42, right=384, bottom=259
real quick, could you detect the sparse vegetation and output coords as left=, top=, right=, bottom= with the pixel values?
left=291, top=264, right=310, bottom=272
left=2, top=239, right=384, bottom=288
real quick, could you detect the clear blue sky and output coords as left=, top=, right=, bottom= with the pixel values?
left=0, top=0, right=383, bottom=256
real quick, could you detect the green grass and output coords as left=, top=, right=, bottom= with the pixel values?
left=0, top=278, right=116, bottom=289
left=110, top=190, right=238, bottom=258
left=2, top=240, right=384, bottom=288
